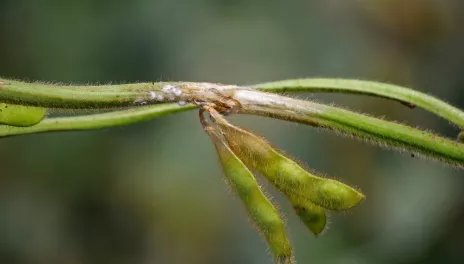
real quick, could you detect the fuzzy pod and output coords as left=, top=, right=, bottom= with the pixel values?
left=0, top=103, right=46, bottom=127
left=209, top=110, right=364, bottom=211
left=287, top=193, right=327, bottom=236
left=204, top=124, right=294, bottom=264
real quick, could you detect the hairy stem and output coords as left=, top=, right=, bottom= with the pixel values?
left=254, top=79, right=464, bottom=129
left=0, top=78, right=239, bottom=108
left=232, top=90, right=464, bottom=167
left=0, top=104, right=196, bottom=137
left=1, top=78, right=463, bottom=166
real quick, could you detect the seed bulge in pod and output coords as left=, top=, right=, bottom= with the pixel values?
left=209, top=110, right=364, bottom=211
left=0, top=103, right=46, bottom=127
left=204, top=122, right=293, bottom=264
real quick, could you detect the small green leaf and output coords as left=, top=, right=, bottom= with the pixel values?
left=0, top=103, right=46, bottom=127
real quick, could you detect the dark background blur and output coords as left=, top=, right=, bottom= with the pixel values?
left=1, top=1, right=464, bottom=263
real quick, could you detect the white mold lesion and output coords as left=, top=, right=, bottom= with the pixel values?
left=147, top=91, right=165, bottom=102
left=161, top=84, right=183, bottom=101
left=133, top=82, right=242, bottom=107
left=198, top=82, right=241, bottom=91
left=149, top=91, right=157, bottom=100
left=173, top=88, right=182, bottom=97
left=133, top=98, right=148, bottom=105
left=134, top=84, right=185, bottom=105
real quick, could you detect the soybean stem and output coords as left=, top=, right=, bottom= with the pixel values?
left=254, top=78, right=464, bottom=129
left=233, top=90, right=464, bottom=167
left=0, top=104, right=196, bottom=137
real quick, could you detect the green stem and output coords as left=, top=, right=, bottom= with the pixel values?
left=253, top=79, right=464, bottom=129
left=0, top=78, right=240, bottom=109
left=0, top=78, right=239, bottom=108
left=2, top=78, right=463, bottom=166
left=233, top=90, right=464, bottom=167
left=0, top=104, right=196, bottom=137
left=0, top=78, right=148, bottom=107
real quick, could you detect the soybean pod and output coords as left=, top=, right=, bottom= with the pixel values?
left=209, top=109, right=364, bottom=211
left=206, top=109, right=327, bottom=236
left=201, top=110, right=293, bottom=264
left=287, top=193, right=327, bottom=236
left=0, top=103, right=46, bottom=127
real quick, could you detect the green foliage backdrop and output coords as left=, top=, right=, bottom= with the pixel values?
left=1, top=1, right=464, bottom=264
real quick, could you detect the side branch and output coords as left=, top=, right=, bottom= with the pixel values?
left=232, top=90, right=464, bottom=167
left=254, top=79, right=464, bottom=129
left=0, top=104, right=196, bottom=137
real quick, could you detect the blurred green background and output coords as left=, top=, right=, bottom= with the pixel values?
left=1, top=0, right=464, bottom=263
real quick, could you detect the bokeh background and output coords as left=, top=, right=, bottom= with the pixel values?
left=1, top=0, right=464, bottom=263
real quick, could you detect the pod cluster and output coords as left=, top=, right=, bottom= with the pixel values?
left=201, top=108, right=364, bottom=264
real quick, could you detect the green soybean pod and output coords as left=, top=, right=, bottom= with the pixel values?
left=287, top=193, right=327, bottom=236
left=0, top=103, right=46, bottom=127
left=209, top=109, right=364, bottom=211
left=203, top=120, right=293, bottom=264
